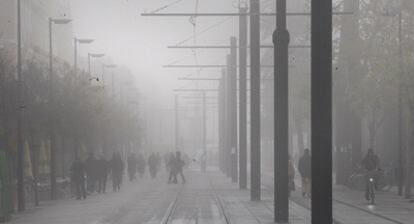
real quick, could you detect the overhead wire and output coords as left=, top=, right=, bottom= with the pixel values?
left=149, top=0, right=186, bottom=14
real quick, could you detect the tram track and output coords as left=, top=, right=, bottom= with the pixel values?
left=161, top=190, right=181, bottom=224
left=207, top=175, right=231, bottom=224
left=161, top=173, right=230, bottom=224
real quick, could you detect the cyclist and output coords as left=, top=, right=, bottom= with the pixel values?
left=360, top=148, right=381, bottom=201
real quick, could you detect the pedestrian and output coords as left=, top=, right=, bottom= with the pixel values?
left=70, top=157, right=86, bottom=200
left=167, top=152, right=177, bottom=184
left=164, top=152, right=171, bottom=172
left=360, top=148, right=381, bottom=201
left=137, top=152, right=146, bottom=178
left=84, top=152, right=98, bottom=193
left=148, top=153, right=158, bottom=178
left=200, top=152, right=207, bottom=172
left=110, top=151, right=124, bottom=192
left=97, top=154, right=109, bottom=193
left=298, top=148, right=311, bottom=198
left=155, top=152, right=162, bottom=171
left=174, top=151, right=186, bottom=184
left=288, top=154, right=296, bottom=197
left=182, top=153, right=190, bottom=169
left=127, top=152, right=138, bottom=181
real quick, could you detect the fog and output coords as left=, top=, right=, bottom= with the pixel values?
left=70, top=0, right=238, bottom=106
left=1, top=0, right=414, bottom=223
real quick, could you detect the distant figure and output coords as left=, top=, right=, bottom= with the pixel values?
left=360, top=148, right=381, bottom=201
left=84, top=152, right=98, bottom=193
left=127, top=152, right=138, bottom=181
left=137, top=152, right=146, bottom=178
left=148, top=153, right=158, bottom=178
left=70, top=157, right=86, bottom=200
left=200, top=152, right=207, bottom=172
left=182, top=153, right=190, bottom=169
left=110, top=152, right=124, bottom=192
left=164, top=152, right=171, bottom=172
left=167, top=152, right=177, bottom=184
left=298, top=149, right=311, bottom=198
left=288, top=155, right=296, bottom=197
left=174, top=151, right=186, bottom=184
left=155, top=152, right=162, bottom=170
left=97, top=154, right=109, bottom=193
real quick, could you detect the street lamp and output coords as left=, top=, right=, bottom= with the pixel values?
left=102, top=64, right=117, bottom=86
left=383, top=7, right=404, bottom=197
left=48, top=16, right=71, bottom=201
left=74, top=38, right=94, bottom=77
left=88, top=53, right=105, bottom=76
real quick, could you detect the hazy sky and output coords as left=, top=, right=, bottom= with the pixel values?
left=70, top=0, right=239, bottom=107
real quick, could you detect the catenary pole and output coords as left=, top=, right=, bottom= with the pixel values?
left=274, top=0, right=290, bottom=222
left=238, top=5, right=248, bottom=190
left=250, top=0, right=261, bottom=201
left=230, top=37, right=238, bottom=183
left=48, top=17, right=57, bottom=200
left=311, top=0, right=333, bottom=223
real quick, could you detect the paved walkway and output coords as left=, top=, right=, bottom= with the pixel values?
left=7, top=169, right=311, bottom=224
left=9, top=172, right=179, bottom=224
left=210, top=171, right=310, bottom=224
left=263, top=171, right=414, bottom=224
left=6, top=169, right=414, bottom=224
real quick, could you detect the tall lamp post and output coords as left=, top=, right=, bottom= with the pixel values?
left=87, top=53, right=105, bottom=77
left=74, top=38, right=94, bottom=76
left=49, top=17, right=72, bottom=200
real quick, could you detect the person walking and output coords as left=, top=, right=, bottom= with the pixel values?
left=137, top=152, right=146, bottom=178
left=110, top=151, right=124, bottom=192
left=127, top=152, right=138, bottom=181
left=155, top=152, right=162, bottom=171
left=84, top=152, right=98, bottom=193
left=174, top=151, right=186, bottom=184
left=70, top=157, right=86, bottom=200
left=97, top=154, right=109, bottom=193
left=298, top=148, right=311, bottom=198
left=148, top=153, right=158, bottom=178
left=167, top=152, right=177, bottom=184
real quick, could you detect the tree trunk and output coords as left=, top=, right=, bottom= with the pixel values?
left=28, top=134, right=39, bottom=206
left=404, top=106, right=414, bottom=199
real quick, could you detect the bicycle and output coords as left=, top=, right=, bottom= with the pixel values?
left=366, top=170, right=377, bottom=204
left=347, top=167, right=392, bottom=192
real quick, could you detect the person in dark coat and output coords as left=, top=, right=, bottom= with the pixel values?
left=148, top=153, right=158, bottom=178
left=298, top=148, right=311, bottom=198
left=110, top=152, right=124, bottom=192
left=360, top=148, right=381, bottom=200
left=174, top=151, right=186, bottom=184
left=127, top=152, right=138, bottom=181
left=84, top=152, right=98, bottom=193
left=70, top=157, right=86, bottom=200
left=155, top=152, right=162, bottom=170
left=96, top=154, right=109, bottom=193
left=167, top=152, right=177, bottom=184
left=136, top=152, right=146, bottom=178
